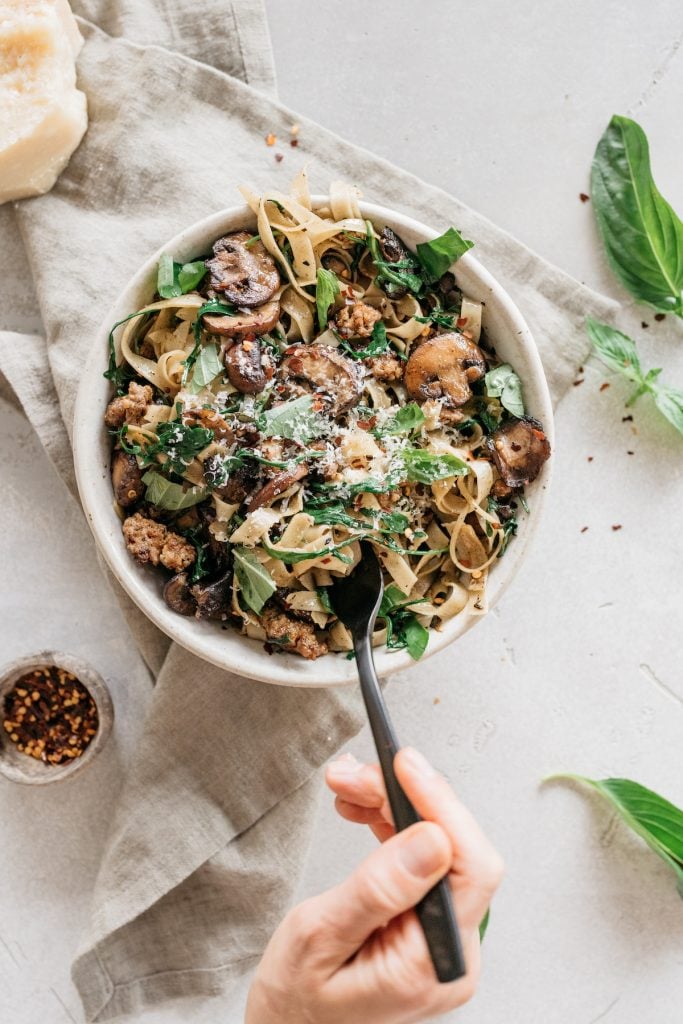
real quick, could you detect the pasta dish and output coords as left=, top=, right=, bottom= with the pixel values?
left=103, top=177, right=551, bottom=660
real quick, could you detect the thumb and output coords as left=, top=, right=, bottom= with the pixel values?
left=312, top=821, right=452, bottom=966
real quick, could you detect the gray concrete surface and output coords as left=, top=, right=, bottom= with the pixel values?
left=1, top=2, right=682, bottom=1022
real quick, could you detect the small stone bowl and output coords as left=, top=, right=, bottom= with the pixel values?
left=0, top=651, right=114, bottom=785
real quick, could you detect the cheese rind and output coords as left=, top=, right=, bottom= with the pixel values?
left=0, top=1, right=87, bottom=204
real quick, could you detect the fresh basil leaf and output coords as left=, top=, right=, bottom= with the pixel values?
left=654, top=386, right=683, bottom=435
left=260, top=395, right=327, bottom=443
left=233, top=546, right=276, bottom=615
left=380, top=402, right=426, bottom=435
left=585, top=318, right=644, bottom=382
left=157, top=255, right=206, bottom=298
left=177, top=261, right=206, bottom=293
left=380, top=584, right=423, bottom=615
left=403, top=614, right=429, bottom=660
left=188, top=342, right=223, bottom=393
left=549, top=775, right=683, bottom=896
left=142, top=469, right=208, bottom=510
left=399, top=447, right=470, bottom=484
left=478, top=908, right=490, bottom=942
left=340, top=320, right=390, bottom=360
left=484, top=364, right=525, bottom=418
left=591, top=115, right=683, bottom=315
left=316, top=267, right=340, bottom=329
left=416, top=227, right=473, bottom=284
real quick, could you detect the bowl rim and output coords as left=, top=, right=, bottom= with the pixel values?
left=0, top=650, right=114, bottom=785
left=73, top=197, right=554, bottom=687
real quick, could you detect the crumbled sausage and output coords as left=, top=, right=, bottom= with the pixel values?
left=122, top=512, right=195, bottom=571
left=104, top=381, right=153, bottom=429
left=335, top=301, right=382, bottom=339
left=367, top=353, right=404, bottom=382
left=262, top=606, right=328, bottom=660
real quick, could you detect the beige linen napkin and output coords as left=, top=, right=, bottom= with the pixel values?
left=0, top=4, right=619, bottom=1020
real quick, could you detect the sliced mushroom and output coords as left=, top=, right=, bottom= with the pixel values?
left=486, top=417, right=551, bottom=488
left=280, top=345, right=362, bottom=416
left=191, top=568, right=232, bottom=620
left=163, top=572, right=197, bottom=616
left=404, top=332, right=486, bottom=408
left=203, top=299, right=280, bottom=338
left=247, top=463, right=309, bottom=512
left=206, top=232, right=280, bottom=307
left=111, top=450, right=144, bottom=508
left=225, top=338, right=268, bottom=394
left=378, top=227, right=416, bottom=298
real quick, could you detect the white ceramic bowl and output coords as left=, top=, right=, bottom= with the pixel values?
left=74, top=199, right=553, bottom=686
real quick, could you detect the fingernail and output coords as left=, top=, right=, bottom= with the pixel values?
left=401, top=747, right=436, bottom=777
left=328, top=752, right=361, bottom=776
left=398, top=826, right=446, bottom=878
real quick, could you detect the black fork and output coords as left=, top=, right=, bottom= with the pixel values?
left=329, top=542, right=466, bottom=983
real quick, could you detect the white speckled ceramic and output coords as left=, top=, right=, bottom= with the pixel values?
left=73, top=199, right=553, bottom=686
left=0, top=652, right=114, bottom=784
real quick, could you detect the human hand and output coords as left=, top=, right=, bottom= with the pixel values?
left=245, top=747, right=503, bottom=1024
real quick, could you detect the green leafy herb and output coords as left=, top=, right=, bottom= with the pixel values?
left=591, top=115, right=683, bottom=315
left=365, top=221, right=423, bottom=296
left=104, top=311, right=152, bottom=394
left=259, top=394, right=327, bottom=443
left=304, top=500, right=410, bottom=536
left=415, top=309, right=457, bottom=329
left=233, top=547, right=276, bottom=615
left=547, top=774, right=683, bottom=896
left=479, top=908, right=490, bottom=942
left=378, top=586, right=429, bottom=660
left=142, top=469, right=208, bottom=511
left=181, top=528, right=211, bottom=583
left=484, top=364, right=525, bottom=418
left=416, top=227, right=474, bottom=284
left=188, top=342, right=223, bottom=393
left=182, top=300, right=235, bottom=387
left=317, top=586, right=334, bottom=614
left=586, top=318, right=683, bottom=435
left=339, top=320, right=390, bottom=360
left=486, top=497, right=519, bottom=556
left=143, top=420, right=214, bottom=474
left=263, top=537, right=355, bottom=565
left=316, top=267, right=341, bottom=328
left=157, top=253, right=206, bottom=298
left=378, top=402, right=426, bottom=436
left=399, top=447, right=470, bottom=484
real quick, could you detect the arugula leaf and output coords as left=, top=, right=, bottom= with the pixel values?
left=378, top=586, right=429, bottom=659
left=317, top=586, right=334, bottom=614
left=260, top=395, right=327, bottom=443
left=547, top=775, right=683, bottom=896
left=316, top=267, right=340, bottom=328
left=586, top=318, right=683, bottom=435
left=339, top=320, right=391, bottom=360
left=416, top=227, right=474, bottom=284
left=486, top=497, right=519, bottom=556
left=263, top=538, right=355, bottom=565
left=188, top=342, right=223, bottom=393
left=157, top=254, right=206, bottom=298
left=591, top=115, right=683, bottom=315
left=484, top=364, right=525, bottom=418
left=415, top=309, right=457, bottom=329
left=366, top=221, right=423, bottom=296
left=142, top=469, right=208, bottom=511
left=182, top=300, right=236, bottom=386
left=104, top=311, right=151, bottom=394
left=402, top=615, right=429, bottom=659
left=233, top=547, right=276, bottom=614
left=379, top=402, right=425, bottom=436
left=478, top=908, right=490, bottom=942
left=399, top=447, right=470, bottom=484
left=143, top=420, right=214, bottom=474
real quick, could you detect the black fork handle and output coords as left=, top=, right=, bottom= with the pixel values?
left=353, top=632, right=466, bottom=983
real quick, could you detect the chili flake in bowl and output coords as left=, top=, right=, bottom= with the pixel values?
left=0, top=653, right=113, bottom=785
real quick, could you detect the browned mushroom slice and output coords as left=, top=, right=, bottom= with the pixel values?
left=379, top=226, right=412, bottom=265
left=191, top=568, right=232, bottom=620
left=163, top=572, right=197, bottom=616
left=225, top=339, right=268, bottom=394
left=111, top=450, right=144, bottom=508
left=247, top=463, right=309, bottom=512
left=404, top=332, right=486, bottom=408
left=206, top=232, right=280, bottom=307
left=280, top=345, right=362, bottom=416
left=203, top=299, right=280, bottom=338
left=486, top=417, right=551, bottom=488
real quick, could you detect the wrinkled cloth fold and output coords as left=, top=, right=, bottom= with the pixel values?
left=0, top=2, right=619, bottom=1019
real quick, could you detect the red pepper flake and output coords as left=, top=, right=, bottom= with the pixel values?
left=641, top=321, right=649, bottom=329
left=456, top=316, right=468, bottom=327
left=321, top=557, right=332, bottom=564
left=611, top=524, right=623, bottom=531
left=627, top=450, right=634, bottom=455
left=275, top=152, right=284, bottom=163
left=579, top=192, right=590, bottom=203
left=654, top=313, right=666, bottom=322
left=573, top=378, right=585, bottom=387
left=290, top=139, right=299, bottom=148
left=2, top=666, right=98, bottom=765
left=587, top=456, right=594, bottom=462
left=433, top=697, right=441, bottom=705
left=599, top=382, right=610, bottom=392
left=622, top=414, right=634, bottom=422
left=580, top=526, right=589, bottom=533
left=265, top=133, right=276, bottom=146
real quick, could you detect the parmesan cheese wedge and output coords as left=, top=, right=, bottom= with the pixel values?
left=0, top=0, right=87, bottom=204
